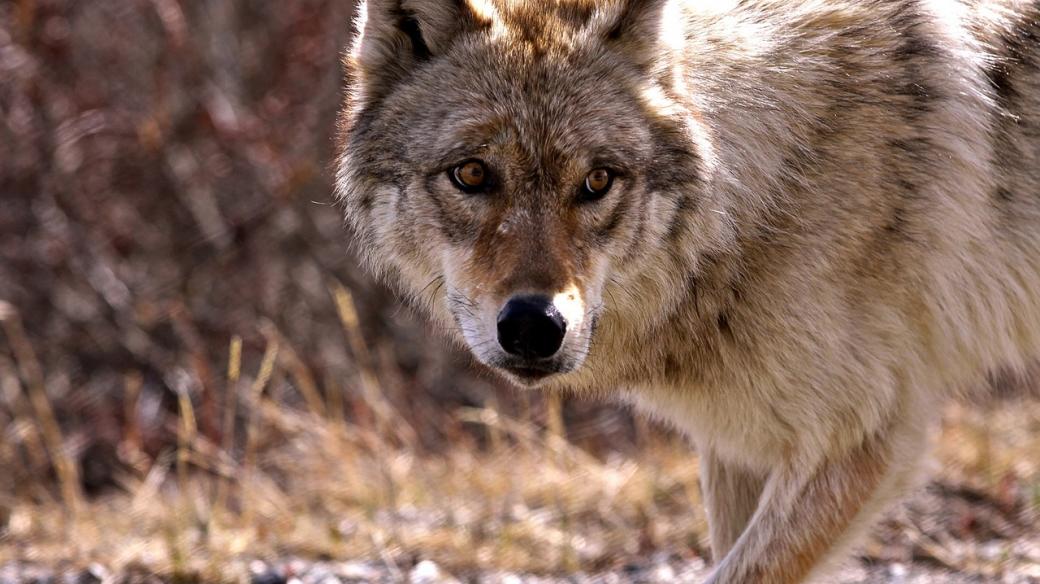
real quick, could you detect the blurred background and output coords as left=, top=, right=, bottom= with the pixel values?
left=1, top=1, right=1038, bottom=582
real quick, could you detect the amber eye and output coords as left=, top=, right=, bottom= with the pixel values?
left=580, top=168, right=613, bottom=202
left=450, top=160, right=489, bottom=193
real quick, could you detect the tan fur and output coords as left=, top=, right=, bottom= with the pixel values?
left=335, top=0, right=1040, bottom=581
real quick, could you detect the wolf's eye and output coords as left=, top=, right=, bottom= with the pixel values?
left=580, top=168, right=613, bottom=202
left=450, top=160, right=489, bottom=193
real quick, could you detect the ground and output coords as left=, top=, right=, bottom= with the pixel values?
left=1, top=396, right=1037, bottom=583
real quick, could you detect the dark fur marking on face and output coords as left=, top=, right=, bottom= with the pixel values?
left=883, top=204, right=908, bottom=237
left=987, top=56, right=1013, bottom=103
left=621, top=190, right=650, bottom=262
left=645, top=128, right=703, bottom=193
left=594, top=199, right=628, bottom=244
left=896, top=78, right=939, bottom=121
left=393, top=179, right=412, bottom=222
left=887, top=138, right=935, bottom=168
left=604, top=0, right=641, bottom=41
left=717, top=312, right=733, bottom=340
left=665, top=195, right=696, bottom=243
left=398, top=15, right=432, bottom=61
left=346, top=107, right=381, bottom=147
left=888, top=2, right=943, bottom=120
left=730, top=282, right=744, bottom=305
left=684, top=270, right=702, bottom=320
left=900, top=80, right=933, bottom=102
left=632, top=86, right=705, bottom=198
left=359, top=192, right=375, bottom=211
left=995, top=186, right=1015, bottom=203
left=895, top=176, right=918, bottom=194
left=555, top=1, right=595, bottom=28
left=875, top=177, right=920, bottom=246
left=889, top=0, right=938, bottom=59
left=663, top=352, right=682, bottom=380
left=987, top=61, right=1016, bottom=111
left=353, top=161, right=404, bottom=214
left=986, top=4, right=1040, bottom=114
left=423, top=175, right=478, bottom=244
left=892, top=26, right=939, bottom=63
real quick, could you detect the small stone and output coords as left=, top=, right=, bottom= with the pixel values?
left=87, top=564, right=110, bottom=582
left=409, top=561, right=440, bottom=584
left=251, top=569, right=288, bottom=584
left=888, top=562, right=909, bottom=583
left=650, top=563, right=675, bottom=582
left=64, top=569, right=99, bottom=584
left=409, top=560, right=458, bottom=584
left=336, top=562, right=382, bottom=581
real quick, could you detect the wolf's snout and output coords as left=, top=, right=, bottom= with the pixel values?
left=496, top=295, right=567, bottom=360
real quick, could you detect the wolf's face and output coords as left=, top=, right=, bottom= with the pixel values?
left=337, top=0, right=715, bottom=387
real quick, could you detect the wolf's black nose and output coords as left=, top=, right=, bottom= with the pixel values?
left=497, top=295, right=567, bottom=360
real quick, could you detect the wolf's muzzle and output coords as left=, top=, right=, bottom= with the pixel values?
left=496, top=295, right=567, bottom=360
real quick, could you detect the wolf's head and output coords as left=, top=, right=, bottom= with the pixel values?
left=336, top=0, right=726, bottom=387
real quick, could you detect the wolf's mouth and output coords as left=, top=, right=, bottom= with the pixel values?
left=491, top=358, right=567, bottom=386
left=503, top=365, right=557, bottom=383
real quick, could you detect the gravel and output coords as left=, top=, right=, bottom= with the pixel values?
left=3, top=558, right=1038, bottom=584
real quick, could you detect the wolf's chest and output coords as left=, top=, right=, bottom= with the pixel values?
left=620, top=384, right=799, bottom=472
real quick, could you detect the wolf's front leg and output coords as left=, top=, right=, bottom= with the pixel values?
left=700, top=448, right=768, bottom=560
left=705, top=417, right=929, bottom=584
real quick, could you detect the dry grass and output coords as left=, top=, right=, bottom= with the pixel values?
left=0, top=292, right=706, bottom=581
left=2, top=383, right=707, bottom=579
left=2, top=294, right=1039, bottom=582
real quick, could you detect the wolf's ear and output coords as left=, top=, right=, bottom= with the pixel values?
left=346, top=0, right=494, bottom=107
left=591, top=0, right=681, bottom=72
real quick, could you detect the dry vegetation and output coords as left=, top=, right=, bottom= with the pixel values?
left=1, top=1, right=1039, bottom=582
left=1, top=296, right=1039, bottom=582
left=0, top=290, right=709, bottom=580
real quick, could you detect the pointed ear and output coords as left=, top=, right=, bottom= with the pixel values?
left=346, top=0, right=495, bottom=108
left=591, top=0, right=681, bottom=72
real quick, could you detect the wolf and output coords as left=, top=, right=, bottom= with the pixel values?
left=335, top=0, right=1040, bottom=581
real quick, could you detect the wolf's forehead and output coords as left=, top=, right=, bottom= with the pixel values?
left=432, top=83, right=643, bottom=167
left=475, top=0, right=605, bottom=45
left=435, top=113, right=619, bottom=169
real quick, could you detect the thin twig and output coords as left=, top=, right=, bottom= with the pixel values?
left=0, top=301, right=82, bottom=515
left=241, top=333, right=279, bottom=527
left=214, top=335, right=242, bottom=518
